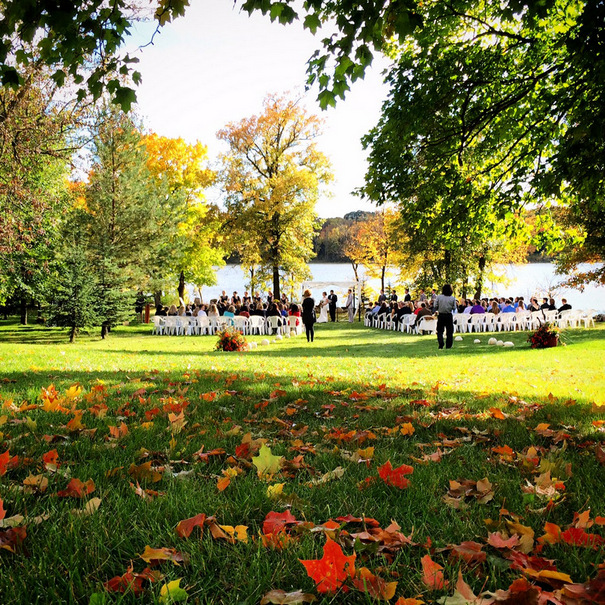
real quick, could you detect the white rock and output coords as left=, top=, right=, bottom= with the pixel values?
left=474, top=339, right=481, bottom=344
left=275, top=334, right=283, bottom=341
left=283, top=333, right=290, bottom=338
left=488, top=337, right=498, bottom=345
left=271, top=339, right=276, bottom=344
left=455, top=335, right=463, bottom=341
left=503, top=341, right=515, bottom=347
left=249, top=341, right=257, bottom=349
left=260, top=339, right=270, bottom=346
left=497, top=340, right=504, bottom=346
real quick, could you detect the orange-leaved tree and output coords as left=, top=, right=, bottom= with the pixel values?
left=217, top=94, right=332, bottom=301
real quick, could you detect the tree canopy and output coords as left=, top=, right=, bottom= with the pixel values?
left=218, top=94, right=332, bottom=301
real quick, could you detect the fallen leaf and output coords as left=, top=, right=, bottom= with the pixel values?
left=421, top=554, right=448, bottom=590
left=57, top=478, right=95, bottom=498
left=139, top=545, right=187, bottom=566
left=175, top=513, right=206, bottom=539
left=252, top=445, right=284, bottom=479
left=159, top=578, right=188, bottom=603
left=299, top=536, right=356, bottom=594
left=260, top=589, right=317, bottom=604
left=378, top=461, right=413, bottom=489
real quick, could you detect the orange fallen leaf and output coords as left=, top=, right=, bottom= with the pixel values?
left=57, top=478, right=95, bottom=498
left=175, top=513, right=206, bottom=539
left=353, top=567, right=397, bottom=600
left=377, top=461, right=413, bottom=489
left=421, top=554, right=448, bottom=590
left=139, top=545, right=187, bottom=566
left=299, top=537, right=356, bottom=594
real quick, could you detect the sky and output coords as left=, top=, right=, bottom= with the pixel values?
left=124, top=0, right=392, bottom=218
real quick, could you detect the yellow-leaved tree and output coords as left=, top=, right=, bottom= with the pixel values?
left=142, top=134, right=224, bottom=304
left=217, top=94, right=332, bottom=301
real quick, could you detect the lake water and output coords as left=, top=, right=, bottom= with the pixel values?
left=190, top=263, right=604, bottom=312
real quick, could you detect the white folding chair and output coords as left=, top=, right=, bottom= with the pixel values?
left=469, top=314, right=485, bottom=333
left=484, top=312, right=497, bottom=332
left=163, top=316, right=179, bottom=336
left=266, top=316, right=284, bottom=335
left=232, top=316, right=250, bottom=334
left=405, top=314, right=417, bottom=333
left=416, top=317, right=437, bottom=335
left=497, top=313, right=515, bottom=332
left=287, top=316, right=302, bottom=335
left=197, top=316, right=210, bottom=335
left=152, top=316, right=165, bottom=335
left=248, top=315, right=265, bottom=336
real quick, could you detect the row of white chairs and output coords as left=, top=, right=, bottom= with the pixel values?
left=151, top=315, right=304, bottom=337
left=365, top=308, right=597, bottom=335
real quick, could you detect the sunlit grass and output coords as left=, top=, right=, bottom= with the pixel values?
left=0, top=319, right=604, bottom=603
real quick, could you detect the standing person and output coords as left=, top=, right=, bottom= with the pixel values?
left=318, top=292, right=329, bottom=323
left=301, top=289, right=316, bottom=342
left=378, top=290, right=387, bottom=303
left=404, top=288, right=412, bottom=302
left=390, top=289, right=398, bottom=303
left=328, top=290, right=338, bottom=322
left=345, top=288, right=355, bottom=323
left=435, top=284, right=457, bottom=350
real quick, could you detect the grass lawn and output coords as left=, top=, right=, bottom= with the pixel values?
left=0, top=319, right=604, bottom=604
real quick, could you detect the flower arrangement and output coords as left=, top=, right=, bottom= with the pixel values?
left=528, top=321, right=560, bottom=349
left=215, top=326, right=248, bottom=352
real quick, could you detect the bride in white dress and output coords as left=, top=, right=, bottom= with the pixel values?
left=317, top=292, right=329, bottom=323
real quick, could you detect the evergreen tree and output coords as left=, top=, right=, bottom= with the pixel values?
left=46, top=245, right=98, bottom=343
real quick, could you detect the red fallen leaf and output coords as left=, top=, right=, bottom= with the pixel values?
left=57, top=478, right=95, bottom=498
left=492, top=445, right=515, bottom=457
left=0, top=526, right=27, bottom=553
left=377, top=461, right=413, bottom=489
left=0, top=497, right=5, bottom=521
left=0, top=449, right=10, bottom=476
left=562, top=565, right=605, bottom=603
left=352, top=567, right=397, bottom=600
left=139, top=545, right=188, bottom=566
left=201, top=391, right=217, bottom=401
left=595, top=445, right=605, bottom=466
left=421, top=554, right=448, bottom=590
left=235, top=442, right=250, bottom=458
left=299, top=536, right=356, bottom=594
left=144, top=407, right=161, bottom=421
left=270, top=389, right=287, bottom=399
left=103, top=565, right=161, bottom=594
left=108, top=422, right=129, bottom=440
left=175, top=513, right=206, bottom=539
left=489, top=577, right=541, bottom=604
left=448, top=541, right=486, bottom=564
left=263, top=510, right=298, bottom=535
left=489, top=407, right=506, bottom=420
left=196, top=447, right=226, bottom=462
left=487, top=532, right=521, bottom=549
left=560, top=526, right=605, bottom=548
left=42, top=449, right=59, bottom=469
left=128, top=461, right=162, bottom=483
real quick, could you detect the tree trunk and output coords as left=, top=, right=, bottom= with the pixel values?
left=474, top=255, right=486, bottom=300
left=20, top=297, right=27, bottom=325
left=380, top=266, right=386, bottom=292
left=351, top=262, right=359, bottom=281
left=272, top=265, right=280, bottom=302
left=154, top=291, right=163, bottom=310
left=178, top=270, right=186, bottom=303
left=462, top=273, right=468, bottom=299
left=101, top=323, right=108, bottom=339
left=444, top=249, right=452, bottom=284
left=69, top=326, right=77, bottom=343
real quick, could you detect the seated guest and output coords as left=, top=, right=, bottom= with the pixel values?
left=548, top=298, right=557, bottom=311
left=501, top=299, right=516, bottom=313
left=370, top=301, right=381, bottom=316
left=540, top=297, right=550, bottom=310
left=470, top=300, right=485, bottom=314
left=463, top=299, right=473, bottom=314
left=489, top=300, right=500, bottom=315
left=168, top=304, right=178, bottom=316
left=156, top=305, right=167, bottom=317
left=267, top=302, right=281, bottom=317
left=207, top=304, right=219, bottom=319
left=416, top=303, right=434, bottom=320
left=558, top=299, right=572, bottom=313
left=238, top=305, right=250, bottom=318
left=516, top=301, right=526, bottom=312
left=177, top=305, right=186, bottom=316
left=231, top=292, right=241, bottom=305
left=224, top=305, right=236, bottom=318
left=527, top=298, right=540, bottom=312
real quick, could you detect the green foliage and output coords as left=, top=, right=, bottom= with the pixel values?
left=46, top=245, right=98, bottom=342
left=218, top=95, right=332, bottom=300
left=361, top=0, right=605, bottom=287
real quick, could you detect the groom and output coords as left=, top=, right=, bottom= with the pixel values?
left=328, top=290, right=338, bottom=322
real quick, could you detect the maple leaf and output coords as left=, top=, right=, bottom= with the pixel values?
left=439, top=570, right=479, bottom=604
left=0, top=497, right=5, bottom=521
left=377, top=461, right=413, bottom=489
left=353, top=567, right=397, bottom=600
left=487, top=532, right=520, bottom=549
left=57, top=478, right=95, bottom=498
left=260, top=589, right=317, bottom=604
left=421, top=554, right=448, bottom=590
left=0, top=449, right=10, bottom=476
left=140, top=545, right=188, bottom=566
left=219, top=524, right=248, bottom=543
left=263, top=510, right=298, bottom=535
left=299, top=536, right=356, bottom=594
left=159, top=578, right=188, bottom=603
left=104, top=565, right=161, bottom=594
left=252, top=445, right=284, bottom=479
left=395, top=599, right=425, bottom=605
left=448, top=541, right=486, bottom=565
left=217, top=476, right=230, bottom=491
left=0, top=525, right=27, bottom=553
left=175, top=513, right=206, bottom=539
left=128, top=461, right=163, bottom=483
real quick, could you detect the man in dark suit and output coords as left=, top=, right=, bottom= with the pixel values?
left=328, top=290, right=338, bottom=322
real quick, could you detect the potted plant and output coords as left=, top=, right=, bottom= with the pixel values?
left=528, top=321, right=560, bottom=349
